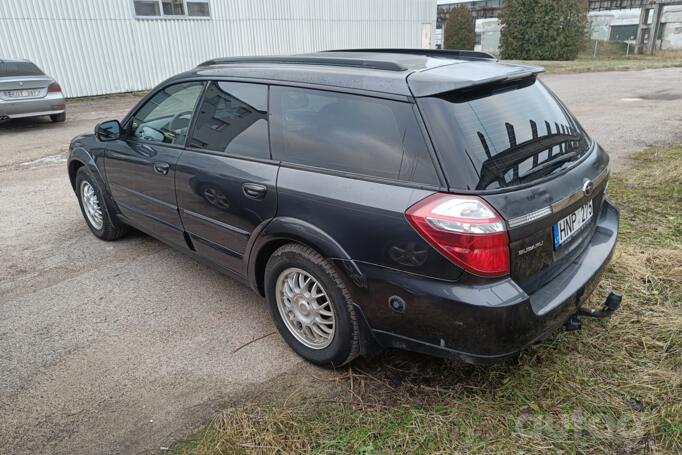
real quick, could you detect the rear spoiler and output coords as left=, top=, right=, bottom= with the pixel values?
left=407, top=61, right=545, bottom=97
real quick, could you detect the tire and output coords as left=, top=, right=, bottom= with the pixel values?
left=264, top=244, right=360, bottom=368
left=50, top=112, right=66, bottom=123
left=75, top=167, right=128, bottom=241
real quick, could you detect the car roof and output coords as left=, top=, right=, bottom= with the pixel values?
left=176, top=49, right=544, bottom=98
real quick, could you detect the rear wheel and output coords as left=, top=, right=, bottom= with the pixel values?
left=50, top=112, right=66, bottom=123
left=264, top=244, right=360, bottom=367
left=75, top=167, right=128, bottom=240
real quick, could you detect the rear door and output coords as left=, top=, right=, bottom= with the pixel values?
left=104, top=81, right=205, bottom=248
left=176, top=81, right=277, bottom=274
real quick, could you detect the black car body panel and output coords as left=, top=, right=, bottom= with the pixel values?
left=105, top=139, right=188, bottom=248
left=68, top=49, right=620, bottom=363
left=486, top=143, right=610, bottom=294
left=353, top=200, right=618, bottom=361
left=275, top=166, right=463, bottom=280
left=177, top=152, right=279, bottom=273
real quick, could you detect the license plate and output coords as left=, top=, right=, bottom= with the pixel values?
left=553, top=200, right=593, bottom=248
left=3, top=89, right=42, bottom=98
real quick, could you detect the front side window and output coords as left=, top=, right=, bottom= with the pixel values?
left=129, top=81, right=204, bottom=145
left=189, top=81, right=269, bottom=160
left=270, top=86, right=439, bottom=185
left=133, top=0, right=210, bottom=18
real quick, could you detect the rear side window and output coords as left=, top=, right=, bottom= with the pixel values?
left=270, top=86, right=439, bottom=185
left=0, top=61, right=44, bottom=77
left=189, top=81, right=269, bottom=160
left=418, top=79, right=591, bottom=191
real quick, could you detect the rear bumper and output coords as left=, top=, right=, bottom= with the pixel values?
left=0, top=93, right=65, bottom=118
left=344, top=200, right=619, bottom=363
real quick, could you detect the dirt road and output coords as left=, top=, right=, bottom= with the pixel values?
left=1, top=67, right=681, bottom=454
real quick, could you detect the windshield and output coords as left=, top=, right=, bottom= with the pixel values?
left=418, top=79, right=591, bottom=191
left=0, top=61, right=44, bottom=77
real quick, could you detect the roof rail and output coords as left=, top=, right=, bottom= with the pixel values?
left=197, top=56, right=407, bottom=71
left=325, top=48, right=497, bottom=61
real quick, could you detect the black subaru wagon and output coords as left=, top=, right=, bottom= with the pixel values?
left=67, top=50, right=620, bottom=367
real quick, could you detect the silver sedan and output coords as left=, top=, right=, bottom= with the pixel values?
left=0, top=58, right=66, bottom=123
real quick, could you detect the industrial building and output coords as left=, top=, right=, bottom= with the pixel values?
left=0, top=0, right=437, bottom=97
left=436, top=0, right=682, bottom=54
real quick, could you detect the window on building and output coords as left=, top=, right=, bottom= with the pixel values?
left=609, top=24, right=638, bottom=41
left=162, top=0, right=184, bottom=15
left=187, top=1, right=210, bottom=17
left=133, top=0, right=210, bottom=18
left=270, top=86, right=439, bottom=185
left=133, top=0, right=160, bottom=16
left=189, top=82, right=270, bottom=160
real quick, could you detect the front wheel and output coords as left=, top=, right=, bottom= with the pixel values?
left=264, top=244, right=360, bottom=368
left=75, top=167, right=128, bottom=241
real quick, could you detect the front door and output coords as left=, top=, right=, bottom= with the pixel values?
left=104, top=81, right=205, bottom=248
left=175, top=81, right=278, bottom=274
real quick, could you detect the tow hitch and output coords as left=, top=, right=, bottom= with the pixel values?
left=564, top=292, right=622, bottom=331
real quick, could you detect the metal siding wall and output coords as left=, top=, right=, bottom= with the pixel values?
left=0, top=0, right=436, bottom=97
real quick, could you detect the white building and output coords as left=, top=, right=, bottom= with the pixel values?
left=589, top=6, right=682, bottom=48
left=435, top=0, right=682, bottom=55
left=0, top=0, right=437, bottom=97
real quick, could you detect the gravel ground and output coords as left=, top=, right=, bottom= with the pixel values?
left=0, top=67, right=681, bottom=454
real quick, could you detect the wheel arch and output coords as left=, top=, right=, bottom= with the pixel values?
left=68, top=158, right=85, bottom=192
left=247, top=218, right=380, bottom=359
left=247, top=217, right=365, bottom=298
left=68, top=147, right=102, bottom=191
left=68, top=147, right=120, bottom=222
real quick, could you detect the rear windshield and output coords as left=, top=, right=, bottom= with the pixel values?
left=418, top=79, right=591, bottom=191
left=0, top=61, right=44, bottom=77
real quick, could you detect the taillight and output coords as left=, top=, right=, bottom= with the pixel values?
left=47, top=82, right=62, bottom=93
left=405, top=193, right=510, bottom=277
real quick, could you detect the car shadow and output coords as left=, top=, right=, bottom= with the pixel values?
left=342, top=335, right=565, bottom=403
left=0, top=116, right=65, bottom=132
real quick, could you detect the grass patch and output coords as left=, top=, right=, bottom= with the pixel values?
left=522, top=49, right=682, bottom=74
left=174, top=147, right=682, bottom=454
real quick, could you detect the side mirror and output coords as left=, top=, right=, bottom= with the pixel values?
left=95, top=120, right=121, bottom=142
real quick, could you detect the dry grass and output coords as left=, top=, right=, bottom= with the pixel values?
left=174, top=147, right=682, bottom=455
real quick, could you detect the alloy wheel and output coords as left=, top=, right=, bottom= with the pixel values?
left=80, top=180, right=104, bottom=230
left=275, top=267, right=335, bottom=349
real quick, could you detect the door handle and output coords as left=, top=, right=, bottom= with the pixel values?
left=242, top=182, right=267, bottom=200
left=153, top=161, right=170, bottom=175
